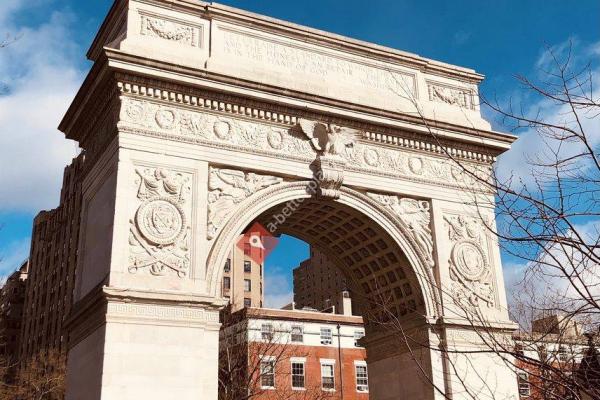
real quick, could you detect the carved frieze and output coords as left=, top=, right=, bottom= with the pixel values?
left=427, top=82, right=474, bottom=109
left=120, top=98, right=315, bottom=158
left=140, top=13, right=201, bottom=47
left=367, top=193, right=434, bottom=268
left=129, top=167, right=192, bottom=277
left=443, top=215, right=495, bottom=308
left=207, top=168, right=283, bottom=239
left=118, top=96, right=491, bottom=191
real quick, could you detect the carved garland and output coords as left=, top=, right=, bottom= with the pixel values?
left=129, top=167, right=192, bottom=277
left=140, top=13, right=201, bottom=47
left=118, top=97, right=492, bottom=193
left=443, top=214, right=495, bottom=308
left=117, top=81, right=496, bottom=163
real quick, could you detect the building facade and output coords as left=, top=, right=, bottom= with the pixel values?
left=220, top=307, right=368, bottom=400
left=0, top=261, right=28, bottom=365
left=222, top=236, right=265, bottom=311
left=19, top=154, right=84, bottom=361
left=513, top=316, right=592, bottom=400
left=293, top=247, right=349, bottom=313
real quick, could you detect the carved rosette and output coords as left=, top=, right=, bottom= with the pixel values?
left=119, top=98, right=314, bottom=158
left=207, top=167, right=283, bottom=239
left=118, top=96, right=491, bottom=192
left=443, top=215, right=495, bottom=308
left=367, top=193, right=435, bottom=267
left=129, top=168, right=192, bottom=277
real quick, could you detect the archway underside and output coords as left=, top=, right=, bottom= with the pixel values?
left=252, top=197, right=426, bottom=324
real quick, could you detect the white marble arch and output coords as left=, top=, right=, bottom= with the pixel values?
left=206, top=181, right=441, bottom=320
left=57, top=0, right=522, bottom=399
left=206, top=181, right=450, bottom=399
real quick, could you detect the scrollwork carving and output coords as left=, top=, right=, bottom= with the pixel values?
left=129, top=168, right=192, bottom=277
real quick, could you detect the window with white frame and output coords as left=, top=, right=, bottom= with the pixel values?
left=517, top=372, right=530, bottom=397
left=558, top=345, right=568, bottom=362
left=261, top=323, right=274, bottom=341
left=260, top=358, right=275, bottom=389
left=355, top=363, right=368, bottom=392
left=291, top=325, right=303, bottom=343
left=244, top=279, right=251, bottom=292
left=291, top=361, right=305, bottom=389
left=321, top=362, right=335, bottom=390
left=320, top=327, right=332, bottom=345
left=354, top=330, right=365, bottom=347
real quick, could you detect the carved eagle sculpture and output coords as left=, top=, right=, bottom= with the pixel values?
left=297, top=119, right=362, bottom=157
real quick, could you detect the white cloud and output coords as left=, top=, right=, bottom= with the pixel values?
left=264, top=266, right=294, bottom=309
left=494, top=39, right=600, bottom=187
left=0, top=4, right=83, bottom=212
left=504, top=219, right=600, bottom=324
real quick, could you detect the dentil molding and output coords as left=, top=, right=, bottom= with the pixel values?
left=117, top=88, right=493, bottom=192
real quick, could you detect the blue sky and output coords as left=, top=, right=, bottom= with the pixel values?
left=0, top=0, right=598, bottom=306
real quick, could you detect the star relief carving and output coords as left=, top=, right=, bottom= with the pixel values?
left=128, top=168, right=192, bottom=278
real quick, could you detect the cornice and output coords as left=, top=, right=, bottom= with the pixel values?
left=105, top=49, right=513, bottom=149
left=115, top=73, right=503, bottom=164
left=88, top=0, right=483, bottom=83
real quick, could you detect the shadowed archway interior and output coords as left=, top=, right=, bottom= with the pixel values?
left=251, top=197, right=426, bottom=325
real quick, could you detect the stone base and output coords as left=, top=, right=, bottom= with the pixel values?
left=66, top=287, right=222, bottom=399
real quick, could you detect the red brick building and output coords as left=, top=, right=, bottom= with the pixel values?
left=513, top=315, right=591, bottom=400
left=220, top=307, right=369, bottom=400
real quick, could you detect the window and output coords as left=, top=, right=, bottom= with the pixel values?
left=224, top=258, right=231, bottom=273
left=321, top=363, right=335, bottom=390
left=244, top=261, right=252, bottom=273
left=223, top=277, right=231, bottom=290
left=244, top=298, right=251, bottom=307
left=260, top=359, right=275, bottom=389
left=354, top=330, right=365, bottom=347
left=515, top=344, right=524, bottom=357
left=291, top=326, right=303, bottom=343
left=517, top=372, right=530, bottom=397
left=244, top=279, right=251, bottom=292
left=261, top=324, right=274, bottom=341
left=291, top=362, right=305, bottom=389
left=558, top=345, right=568, bottom=362
left=355, top=364, right=368, bottom=392
left=320, top=328, right=332, bottom=345
left=244, top=243, right=251, bottom=256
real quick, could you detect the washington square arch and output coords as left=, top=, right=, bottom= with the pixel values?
left=52, top=0, right=522, bottom=399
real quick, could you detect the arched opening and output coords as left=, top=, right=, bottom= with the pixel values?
left=254, top=198, right=426, bottom=323
left=210, top=182, right=443, bottom=399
